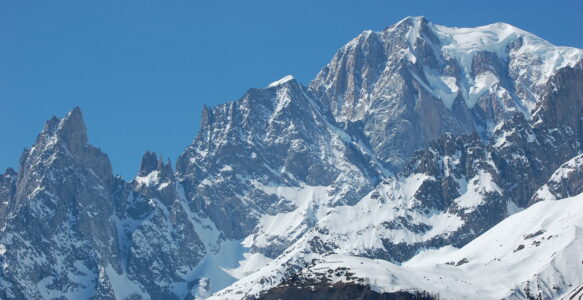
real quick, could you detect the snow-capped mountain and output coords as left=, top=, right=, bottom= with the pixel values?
left=207, top=17, right=583, bottom=299
left=209, top=94, right=582, bottom=299
left=1, top=16, right=582, bottom=300
left=310, top=16, right=583, bottom=170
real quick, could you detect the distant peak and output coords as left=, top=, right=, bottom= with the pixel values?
left=201, top=104, right=213, bottom=127
left=138, top=150, right=173, bottom=179
left=402, top=16, right=427, bottom=22
left=64, top=105, right=85, bottom=125
left=139, top=151, right=159, bottom=176
left=35, top=107, right=88, bottom=154
left=57, top=106, right=88, bottom=146
left=267, top=75, right=295, bottom=88
left=67, top=106, right=82, bottom=119
left=393, top=16, right=429, bottom=28
left=4, top=167, right=16, bottom=177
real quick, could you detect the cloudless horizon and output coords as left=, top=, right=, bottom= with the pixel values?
left=2, top=0, right=582, bottom=179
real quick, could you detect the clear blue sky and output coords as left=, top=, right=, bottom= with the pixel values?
left=2, top=0, right=582, bottom=179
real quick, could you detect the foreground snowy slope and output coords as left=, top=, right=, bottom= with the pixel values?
left=214, top=194, right=583, bottom=299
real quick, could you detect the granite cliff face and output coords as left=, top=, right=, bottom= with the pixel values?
left=1, top=17, right=583, bottom=300
left=309, top=16, right=582, bottom=170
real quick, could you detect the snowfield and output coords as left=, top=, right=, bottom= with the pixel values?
left=212, top=194, right=583, bottom=299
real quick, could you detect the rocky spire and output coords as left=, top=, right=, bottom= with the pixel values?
left=139, top=151, right=159, bottom=177
left=201, top=104, right=212, bottom=128
left=0, top=167, right=16, bottom=227
left=33, top=106, right=88, bottom=155
left=3, top=167, right=16, bottom=177
left=137, top=151, right=174, bottom=181
left=16, top=107, right=113, bottom=200
left=56, top=106, right=88, bottom=152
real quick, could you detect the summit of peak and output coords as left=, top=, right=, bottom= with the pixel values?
left=139, top=151, right=159, bottom=177
left=267, top=75, right=295, bottom=88
left=138, top=150, right=173, bottom=179
left=67, top=106, right=82, bottom=118
left=4, top=167, right=16, bottom=177
left=55, top=106, right=89, bottom=148
left=34, top=107, right=89, bottom=153
left=61, top=106, right=86, bottom=131
left=400, top=16, right=428, bottom=23
left=390, top=16, right=430, bottom=30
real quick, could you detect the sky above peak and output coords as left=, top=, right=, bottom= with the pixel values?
left=1, top=0, right=582, bottom=179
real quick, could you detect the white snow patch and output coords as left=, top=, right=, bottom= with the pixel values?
left=224, top=252, right=273, bottom=279
left=454, top=171, right=502, bottom=212
left=506, top=200, right=523, bottom=215
left=135, top=171, right=159, bottom=187
left=220, top=165, right=233, bottom=172
left=190, top=240, right=247, bottom=294
left=423, top=67, right=460, bottom=109
left=468, top=72, right=499, bottom=107
left=192, top=277, right=210, bottom=299
left=105, top=265, right=150, bottom=300
left=267, top=75, right=294, bottom=88
left=246, top=183, right=330, bottom=250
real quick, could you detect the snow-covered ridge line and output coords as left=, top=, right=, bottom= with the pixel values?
left=267, top=75, right=295, bottom=88
left=215, top=194, right=583, bottom=299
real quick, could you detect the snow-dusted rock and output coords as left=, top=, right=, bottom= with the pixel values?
left=176, top=77, right=388, bottom=246
left=530, top=154, right=583, bottom=203
left=2, top=16, right=583, bottom=300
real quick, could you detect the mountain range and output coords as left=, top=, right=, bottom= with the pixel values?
left=1, top=16, right=582, bottom=299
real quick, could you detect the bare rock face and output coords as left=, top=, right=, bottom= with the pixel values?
left=0, top=168, right=17, bottom=229
left=491, top=65, right=583, bottom=209
left=309, top=17, right=583, bottom=170
left=532, top=64, right=583, bottom=144
left=309, top=18, right=474, bottom=170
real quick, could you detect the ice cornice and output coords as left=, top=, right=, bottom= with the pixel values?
left=267, top=75, right=295, bottom=88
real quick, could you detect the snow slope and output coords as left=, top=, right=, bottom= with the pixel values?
left=407, top=193, right=583, bottom=299
left=213, top=194, right=583, bottom=299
